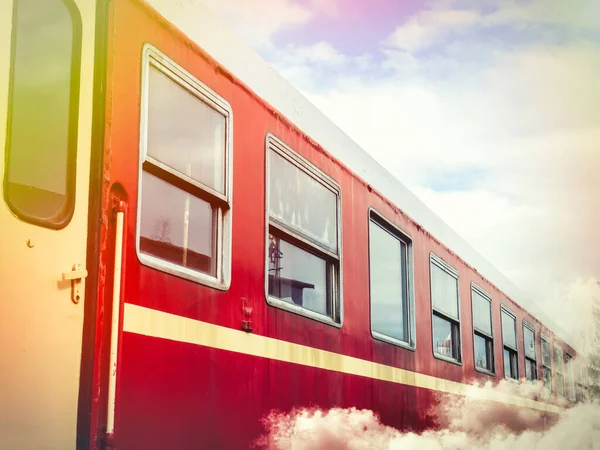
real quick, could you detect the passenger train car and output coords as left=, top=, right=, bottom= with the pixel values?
left=0, top=0, right=589, bottom=448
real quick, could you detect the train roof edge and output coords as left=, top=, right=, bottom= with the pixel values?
left=145, top=0, right=579, bottom=353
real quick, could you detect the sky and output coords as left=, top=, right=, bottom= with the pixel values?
left=200, top=0, right=600, bottom=350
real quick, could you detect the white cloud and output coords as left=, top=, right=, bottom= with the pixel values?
left=385, top=7, right=480, bottom=53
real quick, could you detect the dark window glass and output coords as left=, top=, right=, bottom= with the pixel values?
left=139, top=172, right=215, bottom=276
left=433, top=314, right=460, bottom=360
left=525, top=357, right=537, bottom=381
left=5, top=0, right=81, bottom=226
left=431, top=263, right=459, bottom=319
left=501, top=310, right=517, bottom=349
left=566, top=354, right=576, bottom=401
left=267, top=234, right=329, bottom=316
left=504, top=348, right=518, bottom=379
left=369, top=220, right=409, bottom=343
left=472, top=290, right=492, bottom=335
left=474, top=333, right=493, bottom=372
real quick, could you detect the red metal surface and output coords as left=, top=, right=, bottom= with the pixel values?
left=88, top=0, right=578, bottom=447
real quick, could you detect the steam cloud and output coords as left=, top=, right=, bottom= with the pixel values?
left=255, top=379, right=600, bottom=450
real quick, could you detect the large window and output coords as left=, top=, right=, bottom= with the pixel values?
left=4, top=0, right=82, bottom=227
left=501, top=308, right=519, bottom=380
left=576, top=360, right=586, bottom=403
left=368, top=211, right=414, bottom=348
left=265, top=135, right=341, bottom=324
left=566, top=353, right=576, bottom=401
left=541, top=336, right=553, bottom=392
left=523, top=322, right=537, bottom=382
left=430, top=254, right=461, bottom=363
left=471, top=285, right=494, bottom=374
left=136, top=47, right=233, bottom=289
left=554, top=345, right=565, bottom=397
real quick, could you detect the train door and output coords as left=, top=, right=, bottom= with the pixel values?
left=95, top=0, right=234, bottom=447
left=0, top=0, right=97, bottom=448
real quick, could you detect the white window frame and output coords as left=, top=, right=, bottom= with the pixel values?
left=471, top=283, right=494, bottom=375
left=541, top=335, right=553, bottom=393
left=523, top=321, right=537, bottom=382
left=430, top=253, right=462, bottom=365
left=264, top=133, right=342, bottom=327
left=368, top=208, right=416, bottom=350
left=501, top=306, right=519, bottom=380
left=135, top=44, right=233, bottom=290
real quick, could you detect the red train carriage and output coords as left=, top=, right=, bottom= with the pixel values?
left=0, top=0, right=588, bottom=448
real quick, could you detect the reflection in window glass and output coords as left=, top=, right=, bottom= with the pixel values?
left=267, top=234, right=328, bottom=316
left=269, top=151, right=338, bottom=252
left=566, top=354, right=576, bottom=401
left=369, top=220, right=408, bottom=343
left=501, top=311, right=517, bottom=349
left=504, top=348, right=518, bottom=379
left=542, top=338, right=552, bottom=366
left=474, top=333, right=493, bottom=372
left=525, top=358, right=537, bottom=381
left=543, top=367, right=552, bottom=391
left=139, top=172, right=215, bottom=275
left=431, top=263, right=459, bottom=319
left=555, top=346, right=565, bottom=396
left=433, top=314, right=454, bottom=359
left=147, top=66, right=226, bottom=194
left=472, top=290, right=492, bottom=335
left=5, top=0, right=79, bottom=224
left=524, top=326, right=536, bottom=359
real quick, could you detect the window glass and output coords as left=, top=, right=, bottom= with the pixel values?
left=501, top=310, right=517, bottom=349
left=5, top=0, right=80, bottom=225
left=472, top=290, right=492, bottom=335
left=269, top=151, right=337, bottom=252
left=556, top=373, right=565, bottom=397
left=542, top=367, right=552, bottom=391
left=139, top=172, right=215, bottom=275
left=147, top=66, right=226, bottom=194
left=554, top=347, right=564, bottom=373
left=542, top=338, right=552, bottom=366
left=433, top=314, right=454, bottom=358
left=431, top=263, right=458, bottom=319
left=524, top=326, right=536, bottom=359
left=369, top=220, right=408, bottom=342
left=525, top=358, right=537, bottom=381
left=267, top=234, right=328, bottom=316
left=474, top=333, right=492, bottom=372
left=504, top=348, right=518, bottom=379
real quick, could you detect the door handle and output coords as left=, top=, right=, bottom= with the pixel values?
left=62, top=265, right=88, bottom=281
left=61, top=264, right=87, bottom=304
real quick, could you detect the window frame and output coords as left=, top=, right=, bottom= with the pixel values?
left=367, top=208, right=415, bottom=351
left=523, top=321, right=538, bottom=382
left=565, top=352, right=576, bottom=401
left=541, top=334, right=553, bottom=393
left=264, top=133, right=343, bottom=327
left=554, top=344, right=565, bottom=397
left=500, top=305, right=519, bottom=380
left=471, top=283, right=494, bottom=375
left=135, top=44, right=233, bottom=290
left=3, top=0, right=83, bottom=229
left=430, top=253, right=462, bottom=365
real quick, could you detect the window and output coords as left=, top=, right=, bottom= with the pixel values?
left=471, top=285, right=494, bottom=373
left=265, top=135, right=341, bottom=324
left=368, top=211, right=414, bottom=348
left=541, top=336, right=553, bottom=392
left=136, top=47, right=233, bottom=289
left=430, top=254, right=461, bottom=363
left=576, top=360, right=585, bottom=403
left=4, top=0, right=81, bottom=227
left=501, top=308, right=518, bottom=380
left=566, top=353, right=576, bottom=401
left=554, top=345, right=565, bottom=397
left=523, top=323, right=537, bottom=382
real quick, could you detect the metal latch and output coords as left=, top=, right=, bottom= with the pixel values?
left=62, top=264, right=88, bottom=304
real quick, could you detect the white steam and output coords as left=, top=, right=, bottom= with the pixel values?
left=255, top=379, right=600, bottom=450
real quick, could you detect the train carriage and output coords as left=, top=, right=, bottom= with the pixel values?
left=0, top=0, right=587, bottom=449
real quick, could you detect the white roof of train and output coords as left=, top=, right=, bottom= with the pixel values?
left=146, top=0, right=577, bottom=350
